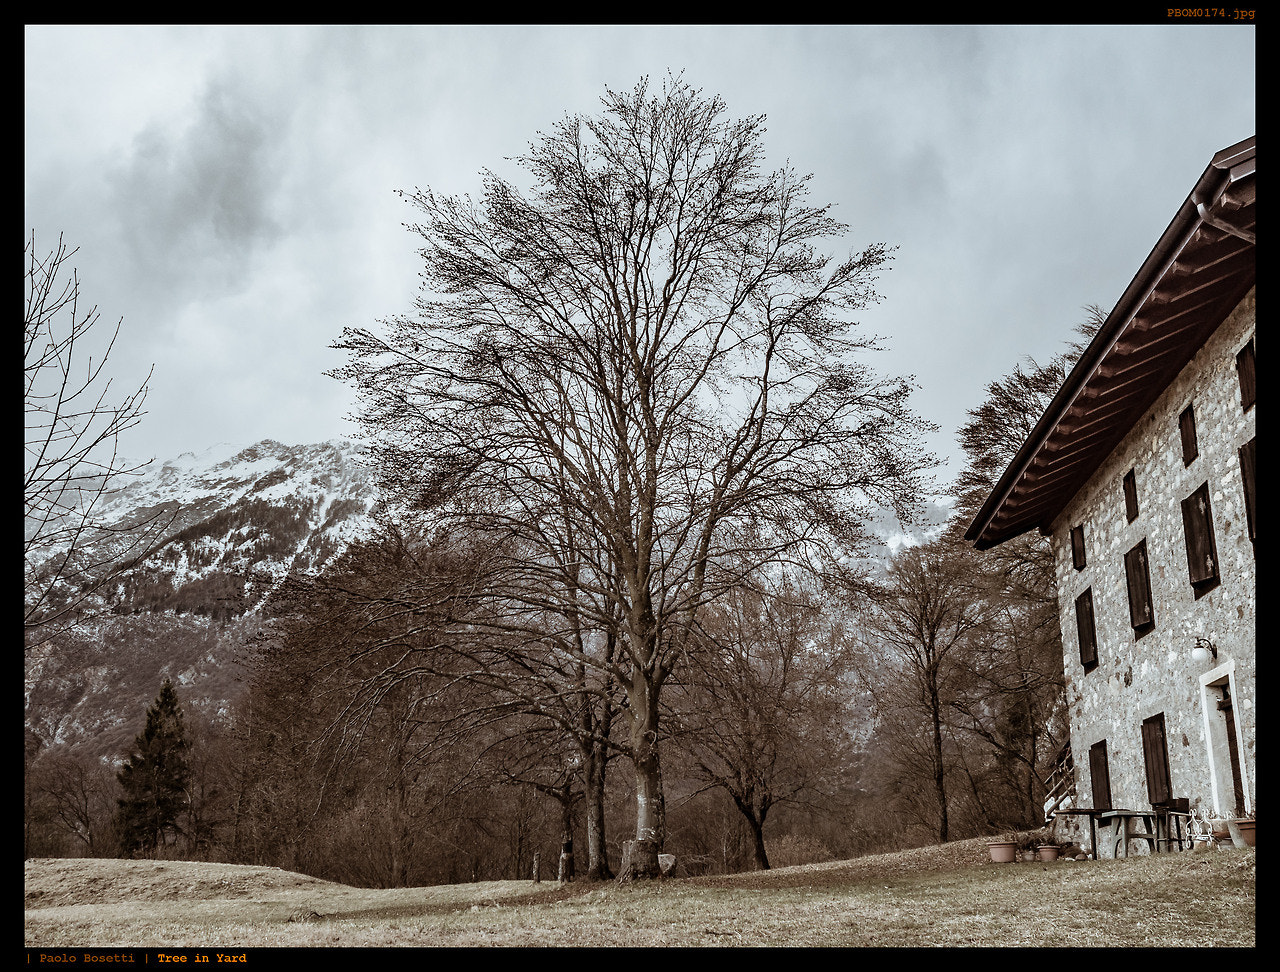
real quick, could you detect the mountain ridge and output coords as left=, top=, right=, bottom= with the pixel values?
left=25, top=438, right=379, bottom=758
left=25, top=437, right=954, bottom=759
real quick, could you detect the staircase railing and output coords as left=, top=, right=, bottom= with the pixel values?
left=1043, top=743, right=1076, bottom=823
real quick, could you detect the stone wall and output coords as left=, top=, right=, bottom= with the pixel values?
left=1051, top=289, right=1255, bottom=841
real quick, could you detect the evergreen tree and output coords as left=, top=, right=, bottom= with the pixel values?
left=116, top=679, right=191, bottom=856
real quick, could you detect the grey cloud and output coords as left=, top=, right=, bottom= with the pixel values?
left=108, top=74, right=285, bottom=301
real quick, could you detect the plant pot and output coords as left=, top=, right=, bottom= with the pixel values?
left=987, top=840, right=1017, bottom=863
left=1233, top=819, right=1255, bottom=847
left=1036, top=844, right=1061, bottom=862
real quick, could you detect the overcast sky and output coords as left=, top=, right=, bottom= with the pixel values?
left=24, top=24, right=1255, bottom=507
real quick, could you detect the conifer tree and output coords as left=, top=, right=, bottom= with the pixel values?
left=116, top=679, right=191, bottom=856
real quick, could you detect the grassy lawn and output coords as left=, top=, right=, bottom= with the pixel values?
left=25, top=839, right=1255, bottom=948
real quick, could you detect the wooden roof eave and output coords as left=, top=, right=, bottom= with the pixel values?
left=965, top=137, right=1255, bottom=551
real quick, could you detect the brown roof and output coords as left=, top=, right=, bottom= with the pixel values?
left=965, top=136, right=1255, bottom=551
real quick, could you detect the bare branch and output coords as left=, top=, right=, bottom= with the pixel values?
left=24, top=231, right=170, bottom=652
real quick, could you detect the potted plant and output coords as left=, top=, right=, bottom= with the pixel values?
left=1231, top=803, right=1255, bottom=847
left=1211, top=804, right=1256, bottom=848
left=987, top=832, right=1018, bottom=863
left=1235, top=817, right=1255, bottom=847
left=1036, top=842, right=1062, bottom=861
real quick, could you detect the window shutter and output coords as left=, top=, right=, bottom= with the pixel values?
left=1237, top=339, right=1255, bottom=412
left=1089, top=741, right=1112, bottom=811
left=1181, top=482, right=1220, bottom=595
left=1141, top=714, right=1172, bottom=806
left=1179, top=405, right=1198, bottom=466
left=1123, top=469, right=1139, bottom=523
left=1075, top=588, right=1097, bottom=671
left=1239, top=437, right=1256, bottom=543
left=1070, top=525, right=1087, bottom=570
left=1124, top=540, right=1154, bottom=634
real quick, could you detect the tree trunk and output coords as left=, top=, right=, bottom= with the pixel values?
left=558, top=838, right=574, bottom=882
left=748, top=815, right=770, bottom=870
left=557, top=784, right=575, bottom=882
left=584, top=745, right=612, bottom=880
left=929, top=673, right=949, bottom=843
left=627, top=673, right=664, bottom=879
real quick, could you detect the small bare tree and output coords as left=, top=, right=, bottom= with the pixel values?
left=25, top=232, right=168, bottom=651
left=861, top=540, right=993, bottom=843
left=669, top=573, right=857, bottom=870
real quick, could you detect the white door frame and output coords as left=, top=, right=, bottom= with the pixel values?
left=1198, top=660, right=1252, bottom=816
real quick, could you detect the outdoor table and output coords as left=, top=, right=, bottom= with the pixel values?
left=1099, top=809, right=1160, bottom=858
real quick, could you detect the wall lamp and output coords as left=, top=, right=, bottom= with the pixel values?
left=1191, top=637, right=1218, bottom=663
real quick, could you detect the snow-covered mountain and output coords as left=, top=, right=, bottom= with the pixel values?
left=25, top=437, right=953, bottom=758
left=89, top=438, right=376, bottom=610
left=25, top=439, right=379, bottom=757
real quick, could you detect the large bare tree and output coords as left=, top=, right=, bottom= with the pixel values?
left=25, top=232, right=166, bottom=651
left=332, top=76, right=928, bottom=876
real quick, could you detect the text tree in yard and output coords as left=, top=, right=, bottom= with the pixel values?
left=333, top=76, right=928, bottom=876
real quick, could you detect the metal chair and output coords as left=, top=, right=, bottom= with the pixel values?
left=1187, top=808, right=1220, bottom=850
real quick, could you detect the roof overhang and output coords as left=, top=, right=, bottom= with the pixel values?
left=965, top=136, right=1256, bottom=551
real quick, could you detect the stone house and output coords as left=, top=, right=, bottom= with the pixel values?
left=964, top=137, right=1255, bottom=848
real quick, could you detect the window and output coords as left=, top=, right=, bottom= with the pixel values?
left=1141, top=713, right=1173, bottom=807
left=1123, top=469, right=1139, bottom=523
left=1181, top=482, right=1220, bottom=596
left=1124, top=539, right=1155, bottom=637
left=1075, top=588, right=1097, bottom=671
left=1089, top=740, right=1113, bottom=811
left=1179, top=405, right=1198, bottom=466
left=1070, top=524, right=1087, bottom=570
left=1237, top=339, right=1255, bottom=412
left=1239, top=437, right=1256, bottom=544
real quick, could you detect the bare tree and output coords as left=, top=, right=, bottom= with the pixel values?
left=669, top=573, right=857, bottom=869
left=25, top=231, right=167, bottom=651
left=25, top=747, right=120, bottom=856
left=861, top=540, right=992, bottom=843
left=934, top=310, right=1105, bottom=826
left=950, top=308, right=1106, bottom=599
left=333, top=76, right=928, bottom=876
left=260, top=517, right=626, bottom=880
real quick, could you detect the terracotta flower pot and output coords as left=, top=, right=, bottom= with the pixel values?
left=987, top=840, right=1017, bottom=863
left=1036, top=844, right=1061, bottom=862
left=1234, top=819, right=1255, bottom=846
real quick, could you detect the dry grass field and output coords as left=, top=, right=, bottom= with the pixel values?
left=25, top=837, right=1255, bottom=948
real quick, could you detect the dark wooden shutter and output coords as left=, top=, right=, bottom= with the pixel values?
left=1075, top=588, right=1097, bottom=671
left=1070, top=525, right=1087, bottom=570
left=1237, top=339, right=1255, bottom=412
left=1089, top=740, right=1112, bottom=811
left=1179, top=405, right=1198, bottom=466
left=1141, top=713, right=1172, bottom=806
left=1124, top=540, right=1155, bottom=635
left=1123, top=469, right=1139, bottom=523
left=1181, top=482, right=1220, bottom=595
left=1239, top=437, right=1256, bottom=543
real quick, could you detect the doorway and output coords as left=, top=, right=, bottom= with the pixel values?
left=1202, top=670, right=1250, bottom=817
